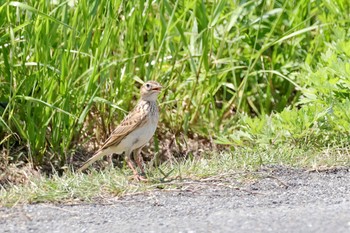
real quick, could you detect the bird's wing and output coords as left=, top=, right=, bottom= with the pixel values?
left=100, top=105, right=148, bottom=150
left=78, top=105, right=148, bottom=172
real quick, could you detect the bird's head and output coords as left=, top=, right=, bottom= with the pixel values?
left=140, top=81, right=162, bottom=101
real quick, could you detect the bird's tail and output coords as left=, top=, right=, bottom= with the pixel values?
left=77, top=149, right=108, bottom=172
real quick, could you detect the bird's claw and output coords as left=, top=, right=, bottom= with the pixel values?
left=134, top=174, right=148, bottom=181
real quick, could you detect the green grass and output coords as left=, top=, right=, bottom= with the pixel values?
left=1, top=0, right=349, bottom=165
left=1, top=0, right=350, bottom=205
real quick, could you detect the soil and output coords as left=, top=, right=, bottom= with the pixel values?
left=0, top=166, right=349, bottom=233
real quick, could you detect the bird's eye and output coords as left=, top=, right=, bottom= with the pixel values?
left=146, top=83, right=151, bottom=89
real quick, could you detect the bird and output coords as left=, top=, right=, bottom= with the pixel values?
left=78, top=81, right=162, bottom=181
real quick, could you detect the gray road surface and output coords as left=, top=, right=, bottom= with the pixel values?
left=1, top=166, right=349, bottom=233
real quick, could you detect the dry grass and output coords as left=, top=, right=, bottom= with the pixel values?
left=1, top=144, right=349, bottom=207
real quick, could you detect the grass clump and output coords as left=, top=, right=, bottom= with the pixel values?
left=1, top=0, right=349, bottom=166
left=0, top=0, right=350, bottom=204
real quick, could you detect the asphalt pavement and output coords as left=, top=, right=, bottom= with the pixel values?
left=1, top=166, right=349, bottom=233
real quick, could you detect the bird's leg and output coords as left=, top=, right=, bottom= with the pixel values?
left=106, top=154, right=113, bottom=167
left=133, top=147, right=145, bottom=175
left=125, top=150, right=146, bottom=181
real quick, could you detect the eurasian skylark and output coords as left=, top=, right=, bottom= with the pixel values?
left=78, top=81, right=162, bottom=181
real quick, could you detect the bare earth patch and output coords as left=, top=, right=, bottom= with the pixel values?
left=0, top=166, right=349, bottom=233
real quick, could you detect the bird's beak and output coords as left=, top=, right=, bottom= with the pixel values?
left=152, top=85, right=162, bottom=92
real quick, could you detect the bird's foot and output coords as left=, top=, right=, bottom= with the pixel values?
left=134, top=173, right=148, bottom=182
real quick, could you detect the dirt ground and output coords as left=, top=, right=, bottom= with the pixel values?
left=0, top=166, right=349, bottom=233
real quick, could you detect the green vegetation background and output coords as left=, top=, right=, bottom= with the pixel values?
left=1, top=0, right=350, bottom=169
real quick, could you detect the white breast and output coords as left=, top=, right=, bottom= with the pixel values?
left=112, top=117, right=158, bottom=153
